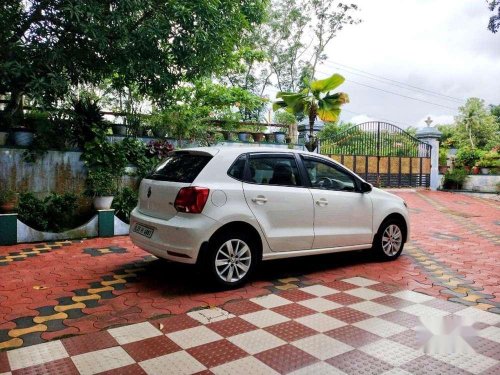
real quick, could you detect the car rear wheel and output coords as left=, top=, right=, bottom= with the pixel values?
left=207, top=232, right=257, bottom=288
left=373, top=219, right=405, bottom=260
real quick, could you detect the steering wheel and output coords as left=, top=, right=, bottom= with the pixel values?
left=317, top=177, right=343, bottom=190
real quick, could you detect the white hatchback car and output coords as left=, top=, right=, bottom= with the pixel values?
left=130, top=147, right=410, bottom=287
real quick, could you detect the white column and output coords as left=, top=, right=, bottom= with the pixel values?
left=416, top=126, right=442, bottom=191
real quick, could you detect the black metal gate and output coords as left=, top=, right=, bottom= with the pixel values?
left=319, top=121, right=432, bottom=188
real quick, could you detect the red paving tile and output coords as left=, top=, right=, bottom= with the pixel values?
left=0, top=191, right=498, bottom=351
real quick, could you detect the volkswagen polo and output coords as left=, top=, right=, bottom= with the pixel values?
left=130, top=147, right=410, bottom=287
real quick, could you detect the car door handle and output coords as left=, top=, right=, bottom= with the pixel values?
left=316, top=198, right=328, bottom=206
left=252, top=196, right=268, bottom=204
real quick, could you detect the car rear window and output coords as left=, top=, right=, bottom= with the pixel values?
left=147, top=152, right=212, bottom=183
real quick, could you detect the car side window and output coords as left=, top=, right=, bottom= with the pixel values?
left=228, top=154, right=247, bottom=180
left=246, top=155, right=302, bottom=186
left=302, top=157, right=357, bottom=192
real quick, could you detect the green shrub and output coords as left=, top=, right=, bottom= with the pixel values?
left=18, top=192, right=77, bottom=232
left=112, top=187, right=138, bottom=223
left=477, top=150, right=500, bottom=169
left=85, top=169, right=119, bottom=197
left=455, top=147, right=483, bottom=167
left=439, top=148, right=448, bottom=166
left=442, top=168, right=469, bottom=190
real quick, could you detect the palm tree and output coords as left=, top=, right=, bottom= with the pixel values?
left=273, top=73, right=349, bottom=151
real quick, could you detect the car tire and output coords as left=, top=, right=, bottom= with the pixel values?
left=206, top=231, right=258, bottom=288
left=373, top=219, right=405, bottom=260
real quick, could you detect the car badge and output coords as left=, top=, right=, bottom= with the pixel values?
left=147, top=187, right=152, bottom=198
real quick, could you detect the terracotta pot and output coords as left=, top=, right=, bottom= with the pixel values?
left=93, top=196, right=114, bottom=210
left=0, top=202, right=15, bottom=213
left=471, top=166, right=480, bottom=175
left=251, top=132, right=265, bottom=142
left=264, top=133, right=275, bottom=142
left=438, top=165, right=449, bottom=174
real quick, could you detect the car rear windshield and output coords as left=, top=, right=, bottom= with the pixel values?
left=147, top=152, right=212, bottom=183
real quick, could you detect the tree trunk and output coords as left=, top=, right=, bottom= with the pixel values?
left=308, top=104, right=317, bottom=137
left=4, top=90, right=24, bottom=128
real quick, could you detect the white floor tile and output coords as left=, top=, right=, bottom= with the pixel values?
left=391, top=290, right=434, bottom=303
left=187, top=307, right=234, bottom=324
left=211, top=356, right=279, bottom=375
left=108, top=322, right=162, bottom=345
left=296, top=313, right=346, bottom=332
left=353, top=317, right=406, bottom=337
left=240, top=309, right=289, bottom=328
left=288, top=361, right=348, bottom=375
left=166, top=325, right=222, bottom=349
left=139, top=351, right=206, bottom=375
left=455, top=307, right=500, bottom=325
left=400, top=304, right=450, bottom=318
left=292, top=334, right=353, bottom=360
left=7, top=340, right=68, bottom=371
left=346, top=287, right=386, bottom=300
left=228, top=329, right=286, bottom=355
left=428, top=351, right=498, bottom=374
left=342, top=277, right=379, bottom=287
left=350, top=300, right=395, bottom=316
left=298, top=297, right=342, bottom=312
left=299, top=285, right=340, bottom=297
left=250, top=294, right=293, bottom=309
left=360, top=339, right=423, bottom=366
left=71, top=347, right=135, bottom=375
left=477, top=326, right=500, bottom=343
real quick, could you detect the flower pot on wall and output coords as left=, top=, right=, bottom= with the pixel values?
left=0, top=131, right=8, bottom=146
left=112, top=124, right=128, bottom=136
left=438, top=165, right=449, bottom=174
left=471, top=166, right=480, bottom=175
left=93, top=196, right=114, bottom=210
left=251, top=132, right=265, bottom=142
left=480, top=167, right=490, bottom=175
left=238, top=132, right=250, bottom=142
left=0, top=202, right=16, bottom=214
left=220, top=131, right=232, bottom=141
left=264, top=133, right=275, bottom=143
left=274, top=131, right=286, bottom=143
left=13, top=128, right=34, bottom=147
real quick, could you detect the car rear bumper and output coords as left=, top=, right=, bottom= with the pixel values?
left=129, top=208, right=218, bottom=264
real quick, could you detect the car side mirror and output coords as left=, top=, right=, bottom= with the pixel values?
left=360, top=182, right=372, bottom=193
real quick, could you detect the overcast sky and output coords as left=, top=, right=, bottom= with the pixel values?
left=313, top=0, right=499, bottom=128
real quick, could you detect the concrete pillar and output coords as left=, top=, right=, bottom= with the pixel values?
left=416, top=126, right=442, bottom=191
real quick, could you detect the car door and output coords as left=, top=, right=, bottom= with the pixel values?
left=242, top=153, right=314, bottom=252
left=301, top=155, right=373, bottom=249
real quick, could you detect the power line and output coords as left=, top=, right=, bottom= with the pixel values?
left=323, top=60, right=464, bottom=103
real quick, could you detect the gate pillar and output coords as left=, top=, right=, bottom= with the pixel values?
left=416, top=125, right=442, bottom=191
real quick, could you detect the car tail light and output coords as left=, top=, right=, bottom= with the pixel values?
left=174, top=187, right=210, bottom=213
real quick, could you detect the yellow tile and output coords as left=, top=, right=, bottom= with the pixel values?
left=462, top=294, right=482, bottom=302
left=54, top=302, right=86, bottom=312
left=72, top=294, right=101, bottom=302
left=452, top=287, right=469, bottom=294
left=275, top=284, right=298, bottom=290
left=8, top=324, right=47, bottom=338
left=87, top=286, right=114, bottom=294
left=102, top=279, right=126, bottom=286
left=278, top=277, right=299, bottom=283
left=98, top=249, right=112, bottom=254
left=33, top=312, right=68, bottom=323
left=475, top=303, right=494, bottom=311
left=0, top=337, right=23, bottom=350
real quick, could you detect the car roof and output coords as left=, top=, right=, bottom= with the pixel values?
left=178, top=146, right=316, bottom=157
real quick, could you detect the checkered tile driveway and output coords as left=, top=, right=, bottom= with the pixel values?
left=1, top=277, right=499, bottom=374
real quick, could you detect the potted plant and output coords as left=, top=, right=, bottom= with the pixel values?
left=0, top=115, right=9, bottom=146
left=0, top=189, right=16, bottom=213
left=438, top=148, right=449, bottom=174
left=478, top=151, right=499, bottom=175
left=251, top=131, right=265, bottom=142
left=264, top=133, right=275, bottom=143
left=237, top=128, right=252, bottom=142
left=454, top=147, right=482, bottom=172
left=442, top=168, right=469, bottom=190
left=274, top=130, right=286, bottom=143
left=112, top=122, right=128, bottom=136
left=85, top=169, right=119, bottom=210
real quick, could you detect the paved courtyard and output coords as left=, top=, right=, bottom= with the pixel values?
left=0, top=190, right=499, bottom=374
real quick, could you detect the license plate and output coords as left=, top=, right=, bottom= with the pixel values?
left=133, top=223, right=155, bottom=238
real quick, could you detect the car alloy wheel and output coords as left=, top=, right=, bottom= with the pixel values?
left=381, top=224, right=403, bottom=256
left=215, top=239, right=252, bottom=283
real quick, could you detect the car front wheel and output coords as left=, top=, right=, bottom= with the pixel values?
left=207, top=232, right=257, bottom=287
left=373, top=219, right=405, bottom=260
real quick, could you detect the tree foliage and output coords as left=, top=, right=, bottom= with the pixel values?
left=0, top=0, right=267, bottom=126
left=454, top=98, right=498, bottom=149
left=488, top=0, right=500, bottom=33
